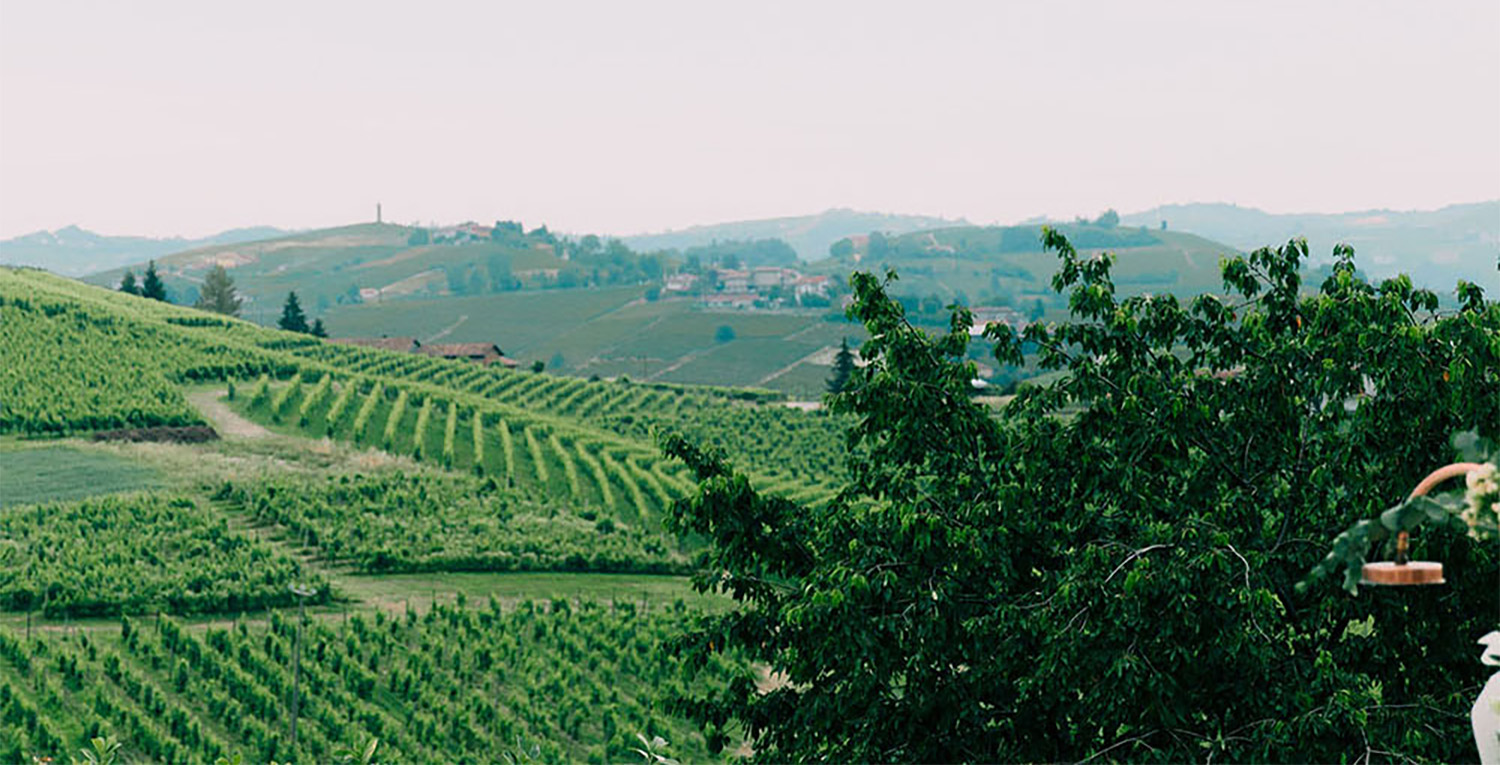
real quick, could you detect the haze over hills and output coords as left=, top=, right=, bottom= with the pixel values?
left=0, top=224, right=289, bottom=276
left=1121, top=200, right=1499, bottom=289
left=621, top=208, right=971, bottom=261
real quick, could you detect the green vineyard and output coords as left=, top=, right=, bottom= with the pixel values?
left=0, top=599, right=742, bottom=763
left=212, top=473, right=685, bottom=575
left=1, top=266, right=839, bottom=760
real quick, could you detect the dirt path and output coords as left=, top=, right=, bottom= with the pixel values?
left=424, top=314, right=469, bottom=342
left=186, top=389, right=270, bottom=438
left=756, top=345, right=835, bottom=386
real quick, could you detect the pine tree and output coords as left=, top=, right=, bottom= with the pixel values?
left=118, top=271, right=141, bottom=296
left=278, top=292, right=309, bottom=334
left=826, top=337, right=856, bottom=394
left=141, top=260, right=168, bottom=302
left=310, top=318, right=327, bottom=338
left=194, top=264, right=242, bottom=316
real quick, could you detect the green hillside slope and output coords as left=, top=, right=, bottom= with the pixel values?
left=83, top=223, right=577, bottom=323
left=816, top=223, right=1239, bottom=315
left=0, top=265, right=855, bottom=760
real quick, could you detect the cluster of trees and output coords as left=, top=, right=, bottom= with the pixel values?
left=829, top=220, right=1159, bottom=263
left=664, top=231, right=1499, bottom=762
left=680, top=238, right=799, bottom=270
left=276, top=292, right=325, bottom=337
left=116, top=261, right=326, bottom=338
left=117, top=260, right=167, bottom=301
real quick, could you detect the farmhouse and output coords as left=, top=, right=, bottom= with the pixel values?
left=717, top=269, right=751, bottom=293
left=750, top=266, right=798, bottom=290
left=968, top=306, right=1030, bottom=337
left=665, top=273, right=699, bottom=292
left=792, top=275, right=830, bottom=297
left=420, top=342, right=520, bottom=368
left=701, top=292, right=757, bottom=309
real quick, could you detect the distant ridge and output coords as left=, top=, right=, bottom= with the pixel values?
left=0, top=225, right=290, bottom=276
left=1120, top=201, right=1499, bottom=289
left=621, top=208, right=970, bottom=261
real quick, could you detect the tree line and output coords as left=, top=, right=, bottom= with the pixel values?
left=119, top=263, right=323, bottom=337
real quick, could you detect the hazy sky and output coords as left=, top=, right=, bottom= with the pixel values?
left=2, top=0, right=1497, bottom=238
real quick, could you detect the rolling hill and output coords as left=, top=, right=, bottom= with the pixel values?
left=0, top=224, right=288, bottom=276
left=2, top=264, right=856, bottom=761
left=1121, top=201, right=1499, bottom=289
left=621, top=207, right=970, bottom=261
left=83, top=222, right=577, bottom=325
left=814, top=222, right=1241, bottom=311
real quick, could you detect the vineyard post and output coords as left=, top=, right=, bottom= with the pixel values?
left=288, top=583, right=318, bottom=751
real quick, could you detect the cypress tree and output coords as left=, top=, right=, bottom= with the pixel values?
left=141, top=260, right=168, bottom=301
left=310, top=318, right=328, bottom=338
left=194, top=264, right=242, bottom=316
left=118, top=271, right=141, bottom=296
left=826, top=337, right=856, bottom=394
left=278, top=292, right=309, bottom=334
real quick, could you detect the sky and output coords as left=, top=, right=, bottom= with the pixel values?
left=1, top=0, right=1497, bottom=239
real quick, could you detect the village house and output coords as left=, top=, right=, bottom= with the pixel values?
left=701, top=292, right=757, bottom=309
left=664, top=273, right=698, bottom=292
left=792, top=275, right=830, bottom=298
left=330, top=337, right=519, bottom=367
left=717, top=269, right=751, bottom=293
left=430, top=222, right=492, bottom=244
left=420, top=342, right=521, bottom=368
left=750, top=266, right=797, bottom=290
left=968, top=306, right=1030, bottom=337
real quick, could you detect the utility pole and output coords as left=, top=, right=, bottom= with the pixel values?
left=377, top=203, right=382, bottom=224
left=288, top=583, right=317, bottom=751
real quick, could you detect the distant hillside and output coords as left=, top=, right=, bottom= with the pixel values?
left=84, top=221, right=670, bottom=326
left=1121, top=201, right=1499, bottom=289
left=0, top=225, right=288, bottom=276
left=622, top=208, right=970, bottom=261
left=815, top=223, right=1239, bottom=313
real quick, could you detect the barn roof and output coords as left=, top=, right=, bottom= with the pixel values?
left=421, top=342, right=502, bottom=357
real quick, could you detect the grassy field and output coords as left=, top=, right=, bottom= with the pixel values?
left=0, top=443, right=162, bottom=508
left=324, top=290, right=866, bottom=395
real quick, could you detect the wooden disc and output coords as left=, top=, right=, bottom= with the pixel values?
left=1361, top=561, right=1445, bottom=586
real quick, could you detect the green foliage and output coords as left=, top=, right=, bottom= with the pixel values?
left=0, top=493, right=324, bottom=616
left=826, top=337, right=855, bottom=394
left=663, top=231, right=1500, bottom=762
left=442, top=402, right=459, bottom=468
left=216, top=472, right=686, bottom=575
left=1306, top=435, right=1500, bottom=592
left=74, top=735, right=122, bottom=765
left=278, top=291, right=310, bottom=334
left=381, top=389, right=410, bottom=449
left=0, top=598, right=736, bottom=762
left=118, top=270, right=141, bottom=296
left=194, top=264, right=242, bottom=316
left=713, top=325, right=735, bottom=344
left=683, top=238, right=798, bottom=268
left=141, top=260, right=167, bottom=302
